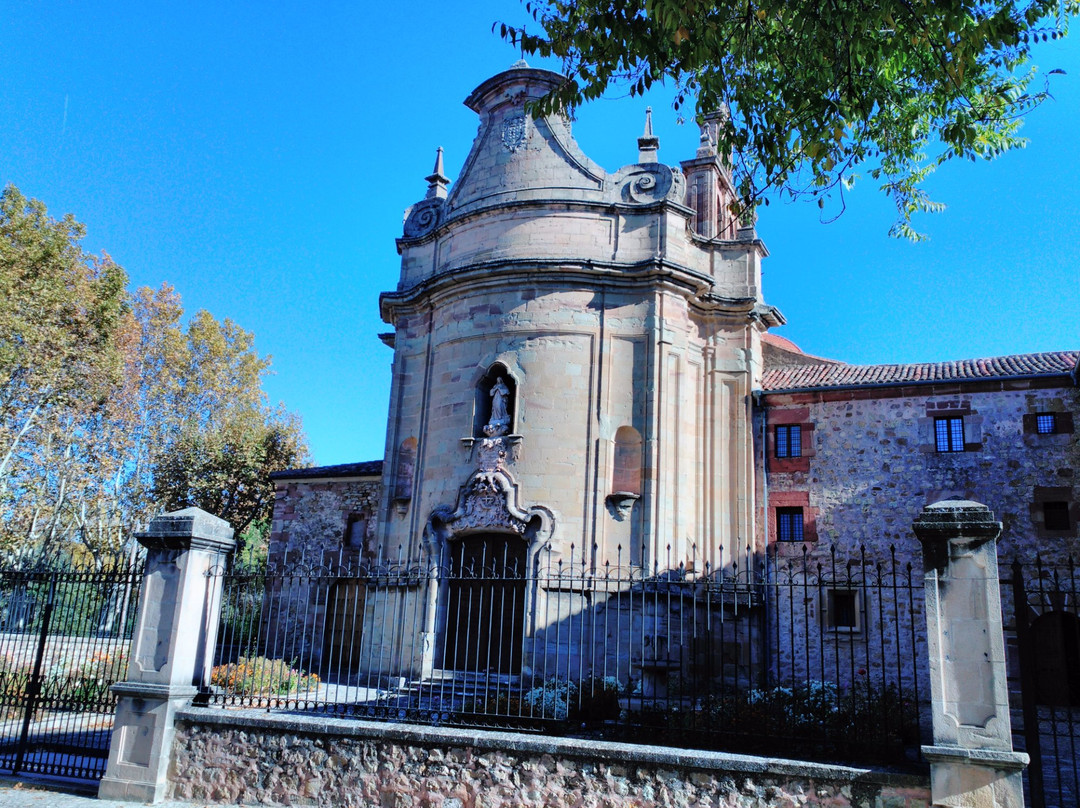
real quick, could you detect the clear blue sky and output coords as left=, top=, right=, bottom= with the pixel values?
left=3, top=1, right=1078, bottom=466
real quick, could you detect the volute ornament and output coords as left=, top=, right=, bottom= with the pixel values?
left=620, top=164, right=686, bottom=204
left=402, top=197, right=445, bottom=239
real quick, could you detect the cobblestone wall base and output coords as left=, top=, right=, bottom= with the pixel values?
left=169, top=708, right=929, bottom=808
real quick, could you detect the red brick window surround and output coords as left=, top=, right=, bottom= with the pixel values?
left=769, top=491, right=818, bottom=543
left=777, top=507, right=804, bottom=541
left=768, top=408, right=814, bottom=473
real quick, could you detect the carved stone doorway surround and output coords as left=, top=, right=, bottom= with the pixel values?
left=419, top=438, right=554, bottom=678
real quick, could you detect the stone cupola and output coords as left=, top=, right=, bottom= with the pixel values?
left=377, top=62, right=781, bottom=580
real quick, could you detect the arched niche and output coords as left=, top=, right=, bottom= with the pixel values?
left=607, top=425, right=644, bottom=565
left=474, top=363, right=517, bottom=438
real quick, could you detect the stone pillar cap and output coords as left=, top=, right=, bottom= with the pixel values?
left=136, top=507, right=236, bottom=553
left=912, top=499, right=1002, bottom=545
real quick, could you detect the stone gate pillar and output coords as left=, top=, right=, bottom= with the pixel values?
left=99, top=508, right=234, bottom=802
left=913, top=499, right=1028, bottom=807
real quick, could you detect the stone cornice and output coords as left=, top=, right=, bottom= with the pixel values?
left=380, top=258, right=760, bottom=323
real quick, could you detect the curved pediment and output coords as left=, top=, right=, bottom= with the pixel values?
left=445, top=66, right=607, bottom=219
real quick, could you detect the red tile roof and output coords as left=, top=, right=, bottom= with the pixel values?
left=271, top=460, right=384, bottom=480
left=763, top=351, right=1080, bottom=392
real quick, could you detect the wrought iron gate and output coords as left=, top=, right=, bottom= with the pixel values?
left=1009, top=558, right=1080, bottom=808
left=0, top=560, right=143, bottom=781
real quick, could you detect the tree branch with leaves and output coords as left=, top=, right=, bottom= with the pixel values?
left=502, top=0, right=1076, bottom=237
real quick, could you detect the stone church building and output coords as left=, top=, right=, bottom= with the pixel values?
left=266, top=63, right=1079, bottom=684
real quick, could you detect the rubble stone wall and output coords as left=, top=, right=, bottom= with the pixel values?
left=269, top=477, right=383, bottom=565
left=764, top=381, right=1080, bottom=566
left=170, top=708, right=930, bottom=808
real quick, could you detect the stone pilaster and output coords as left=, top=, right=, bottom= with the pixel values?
left=913, top=499, right=1028, bottom=807
left=98, top=507, right=234, bottom=803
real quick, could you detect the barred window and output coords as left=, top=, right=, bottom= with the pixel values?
left=1036, top=413, right=1057, bottom=435
left=934, top=416, right=965, bottom=453
left=826, top=589, right=860, bottom=631
left=776, top=425, right=802, bottom=458
left=777, top=507, right=804, bottom=541
left=1045, top=501, right=1071, bottom=532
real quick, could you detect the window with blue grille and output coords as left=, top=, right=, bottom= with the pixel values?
left=1036, top=413, right=1057, bottom=435
left=775, top=425, right=802, bottom=458
left=777, top=507, right=804, bottom=541
left=934, top=416, right=965, bottom=452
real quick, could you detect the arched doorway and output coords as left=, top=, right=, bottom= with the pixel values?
left=442, top=534, right=527, bottom=675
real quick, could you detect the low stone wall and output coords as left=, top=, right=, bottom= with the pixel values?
left=170, top=708, right=930, bottom=808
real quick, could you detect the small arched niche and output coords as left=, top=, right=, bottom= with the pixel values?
left=474, top=364, right=517, bottom=438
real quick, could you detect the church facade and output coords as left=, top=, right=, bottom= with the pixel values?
left=266, top=64, right=1079, bottom=685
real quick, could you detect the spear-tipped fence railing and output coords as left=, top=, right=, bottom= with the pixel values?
left=201, top=541, right=926, bottom=768
left=0, top=557, right=144, bottom=781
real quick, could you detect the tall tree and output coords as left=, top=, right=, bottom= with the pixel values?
left=0, top=187, right=309, bottom=562
left=503, top=0, right=1077, bottom=237
left=0, top=185, right=128, bottom=558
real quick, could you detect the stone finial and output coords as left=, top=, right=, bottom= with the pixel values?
left=425, top=147, right=450, bottom=200
left=697, top=107, right=729, bottom=158
left=637, top=107, right=659, bottom=163
left=736, top=205, right=758, bottom=241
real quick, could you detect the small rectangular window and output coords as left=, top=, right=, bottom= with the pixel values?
left=775, top=425, right=802, bottom=458
left=777, top=507, right=804, bottom=541
left=826, top=589, right=860, bottom=632
left=1044, top=501, right=1071, bottom=531
left=1036, top=413, right=1057, bottom=435
left=934, top=416, right=965, bottom=452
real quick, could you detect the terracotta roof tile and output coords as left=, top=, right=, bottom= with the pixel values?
left=763, top=351, right=1079, bottom=392
left=270, top=460, right=383, bottom=480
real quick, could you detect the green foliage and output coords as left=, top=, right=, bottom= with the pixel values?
left=0, top=648, right=129, bottom=717
left=522, top=676, right=623, bottom=722
left=0, top=186, right=310, bottom=559
left=626, top=679, right=918, bottom=763
left=152, top=404, right=307, bottom=539
left=502, top=0, right=1077, bottom=237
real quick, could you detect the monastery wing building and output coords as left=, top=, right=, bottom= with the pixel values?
left=266, top=63, right=1079, bottom=682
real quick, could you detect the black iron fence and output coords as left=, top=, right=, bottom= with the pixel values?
left=1008, top=556, right=1080, bottom=808
left=0, top=558, right=144, bottom=781
left=202, top=542, right=926, bottom=768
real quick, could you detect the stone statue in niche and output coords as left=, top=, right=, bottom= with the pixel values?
left=484, top=376, right=511, bottom=437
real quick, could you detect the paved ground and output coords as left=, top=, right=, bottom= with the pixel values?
left=0, top=776, right=233, bottom=808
